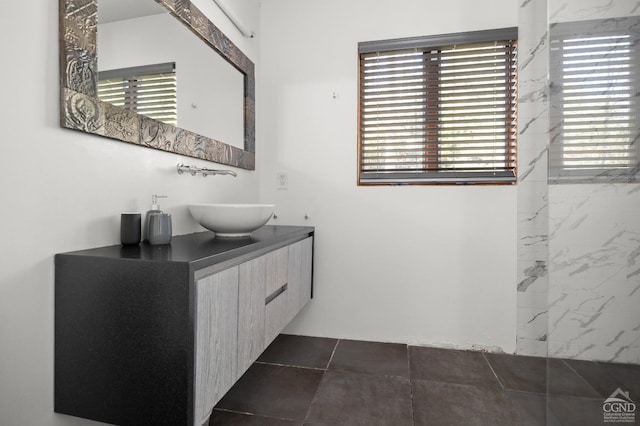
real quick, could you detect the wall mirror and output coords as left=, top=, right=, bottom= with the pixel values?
left=60, top=0, right=255, bottom=169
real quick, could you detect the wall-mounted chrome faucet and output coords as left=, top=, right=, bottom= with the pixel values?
left=176, top=163, right=237, bottom=177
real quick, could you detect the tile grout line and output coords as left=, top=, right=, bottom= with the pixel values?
left=212, top=407, right=254, bottom=416
left=301, top=338, right=341, bottom=424
left=325, top=338, right=340, bottom=369
left=482, top=352, right=506, bottom=390
left=407, top=345, right=417, bottom=426
left=558, top=358, right=602, bottom=397
left=213, top=407, right=308, bottom=423
left=254, top=360, right=326, bottom=371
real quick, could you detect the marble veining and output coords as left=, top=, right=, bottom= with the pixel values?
left=519, top=148, right=549, bottom=183
left=550, top=0, right=640, bottom=22
left=523, top=203, right=547, bottom=223
left=519, top=32, right=547, bottom=71
left=519, top=111, right=546, bottom=136
left=548, top=181, right=640, bottom=363
left=518, top=86, right=547, bottom=104
left=518, top=307, right=548, bottom=341
left=518, top=260, right=547, bottom=292
left=516, top=0, right=551, bottom=355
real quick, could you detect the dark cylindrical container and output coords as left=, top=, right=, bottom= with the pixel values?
left=147, top=213, right=172, bottom=245
left=120, top=213, right=142, bottom=246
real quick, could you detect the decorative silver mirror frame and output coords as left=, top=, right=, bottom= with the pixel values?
left=59, top=0, right=256, bottom=169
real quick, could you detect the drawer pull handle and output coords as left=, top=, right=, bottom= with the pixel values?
left=265, top=283, right=288, bottom=305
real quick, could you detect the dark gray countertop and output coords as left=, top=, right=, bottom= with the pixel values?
left=58, top=225, right=315, bottom=270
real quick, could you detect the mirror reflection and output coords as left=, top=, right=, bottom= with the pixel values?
left=98, top=0, right=245, bottom=149
left=60, top=0, right=255, bottom=169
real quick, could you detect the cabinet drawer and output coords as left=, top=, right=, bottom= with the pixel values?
left=264, top=284, right=288, bottom=347
left=265, top=246, right=288, bottom=295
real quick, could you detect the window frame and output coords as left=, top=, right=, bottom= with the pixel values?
left=357, top=27, right=518, bottom=186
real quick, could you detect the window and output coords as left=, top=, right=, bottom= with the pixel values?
left=549, top=17, right=640, bottom=182
left=358, top=28, right=518, bottom=185
left=98, top=63, right=177, bottom=126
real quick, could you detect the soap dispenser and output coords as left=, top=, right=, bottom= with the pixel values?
left=144, top=195, right=172, bottom=245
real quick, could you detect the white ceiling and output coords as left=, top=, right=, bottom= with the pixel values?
left=99, top=0, right=166, bottom=24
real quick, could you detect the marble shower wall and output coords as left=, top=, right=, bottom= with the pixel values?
left=546, top=0, right=640, bottom=364
left=548, top=184, right=640, bottom=363
left=516, top=0, right=550, bottom=357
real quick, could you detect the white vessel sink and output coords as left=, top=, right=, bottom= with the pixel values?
left=188, top=203, right=275, bottom=237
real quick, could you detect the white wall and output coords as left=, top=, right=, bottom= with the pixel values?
left=0, top=0, right=259, bottom=425
left=258, top=0, right=519, bottom=351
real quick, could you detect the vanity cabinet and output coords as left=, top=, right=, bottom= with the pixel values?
left=193, top=238, right=313, bottom=424
left=55, top=226, right=314, bottom=426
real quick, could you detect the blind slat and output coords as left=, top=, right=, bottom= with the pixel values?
left=97, top=63, right=177, bottom=126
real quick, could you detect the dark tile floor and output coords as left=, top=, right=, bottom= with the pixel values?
left=210, top=335, right=640, bottom=426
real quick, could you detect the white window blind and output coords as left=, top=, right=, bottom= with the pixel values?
left=98, top=63, right=177, bottom=126
left=549, top=18, right=640, bottom=182
left=358, top=28, right=518, bottom=185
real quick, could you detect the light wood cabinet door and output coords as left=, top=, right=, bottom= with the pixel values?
left=238, top=256, right=266, bottom=373
left=286, top=237, right=313, bottom=322
left=286, top=240, right=302, bottom=323
left=300, top=237, right=313, bottom=308
left=194, top=267, right=239, bottom=425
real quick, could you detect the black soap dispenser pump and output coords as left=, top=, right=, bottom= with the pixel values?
left=144, top=194, right=167, bottom=241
